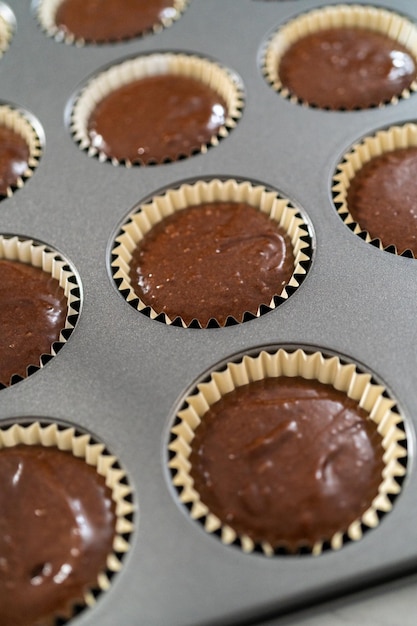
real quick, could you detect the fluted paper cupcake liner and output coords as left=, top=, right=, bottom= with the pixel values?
left=111, top=178, right=313, bottom=328
left=0, top=419, right=134, bottom=624
left=0, top=235, right=81, bottom=388
left=332, top=122, right=417, bottom=257
left=169, top=347, right=407, bottom=556
left=263, top=4, right=417, bottom=109
left=0, top=2, right=13, bottom=59
left=0, top=104, right=43, bottom=198
left=70, top=52, right=244, bottom=166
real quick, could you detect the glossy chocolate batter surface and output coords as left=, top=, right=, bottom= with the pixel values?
left=87, top=74, right=227, bottom=164
left=0, top=125, right=30, bottom=196
left=190, top=376, right=384, bottom=551
left=279, top=27, right=416, bottom=110
left=128, top=202, right=295, bottom=326
left=0, top=259, right=67, bottom=386
left=55, top=0, right=180, bottom=43
left=346, top=147, right=417, bottom=256
left=0, top=444, right=116, bottom=626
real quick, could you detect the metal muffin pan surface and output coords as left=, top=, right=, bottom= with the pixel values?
left=3, top=1, right=417, bottom=624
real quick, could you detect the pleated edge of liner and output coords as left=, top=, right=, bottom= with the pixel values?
left=261, top=3, right=417, bottom=111
left=68, top=52, right=244, bottom=167
left=0, top=235, right=81, bottom=389
left=0, top=7, right=13, bottom=59
left=0, top=105, right=43, bottom=200
left=0, top=420, right=135, bottom=624
left=109, top=178, right=313, bottom=329
left=168, top=348, right=407, bottom=556
left=332, top=121, right=417, bottom=258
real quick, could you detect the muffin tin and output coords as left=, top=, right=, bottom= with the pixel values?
left=3, top=0, right=417, bottom=624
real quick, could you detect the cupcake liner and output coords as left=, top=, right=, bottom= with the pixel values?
left=168, top=347, right=407, bottom=556
left=0, top=419, right=134, bottom=624
left=0, top=235, right=81, bottom=388
left=332, top=122, right=417, bottom=257
left=0, top=104, right=43, bottom=199
left=70, top=52, right=244, bottom=166
left=37, top=0, right=190, bottom=46
left=0, top=3, right=14, bottom=59
left=110, top=178, right=313, bottom=328
left=263, top=4, right=417, bottom=109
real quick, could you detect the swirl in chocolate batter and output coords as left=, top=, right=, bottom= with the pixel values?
left=128, top=202, right=295, bottom=326
left=190, top=377, right=384, bottom=551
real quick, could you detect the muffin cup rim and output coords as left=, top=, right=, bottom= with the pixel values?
left=168, top=346, right=407, bottom=556
left=262, top=3, right=417, bottom=111
left=68, top=50, right=245, bottom=167
left=332, top=121, right=417, bottom=258
left=0, top=103, right=44, bottom=199
left=0, top=417, right=134, bottom=624
left=110, top=178, right=314, bottom=328
left=0, top=234, right=83, bottom=388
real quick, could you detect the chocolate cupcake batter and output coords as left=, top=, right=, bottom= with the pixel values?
left=0, top=125, right=30, bottom=196
left=278, top=27, right=417, bottom=110
left=0, top=444, right=116, bottom=626
left=346, top=147, right=417, bottom=256
left=0, top=259, right=67, bottom=386
left=190, top=376, right=384, bottom=551
left=87, top=74, right=227, bottom=164
left=55, top=0, right=181, bottom=43
left=128, top=202, right=295, bottom=326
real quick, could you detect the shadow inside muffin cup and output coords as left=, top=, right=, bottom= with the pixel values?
left=333, top=122, right=417, bottom=257
left=110, top=178, right=313, bottom=328
left=168, top=347, right=407, bottom=556
left=0, top=235, right=82, bottom=388
left=0, top=419, right=134, bottom=626
left=263, top=4, right=417, bottom=111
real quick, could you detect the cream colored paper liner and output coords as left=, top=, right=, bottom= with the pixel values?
left=0, top=420, right=134, bottom=618
left=263, top=4, right=417, bottom=107
left=71, top=53, right=243, bottom=166
left=0, top=235, right=81, bottom=385
left=111, top=179, right=312, bottom=327
left=37, top=0, right=189, bottom=46
left=333, top=122, right=417, bottom=256
left=0, top=8, right=12, bottom=58
left=0, top=105, right=42, bottom=198
left=169, top=348, right=407, bottom=556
